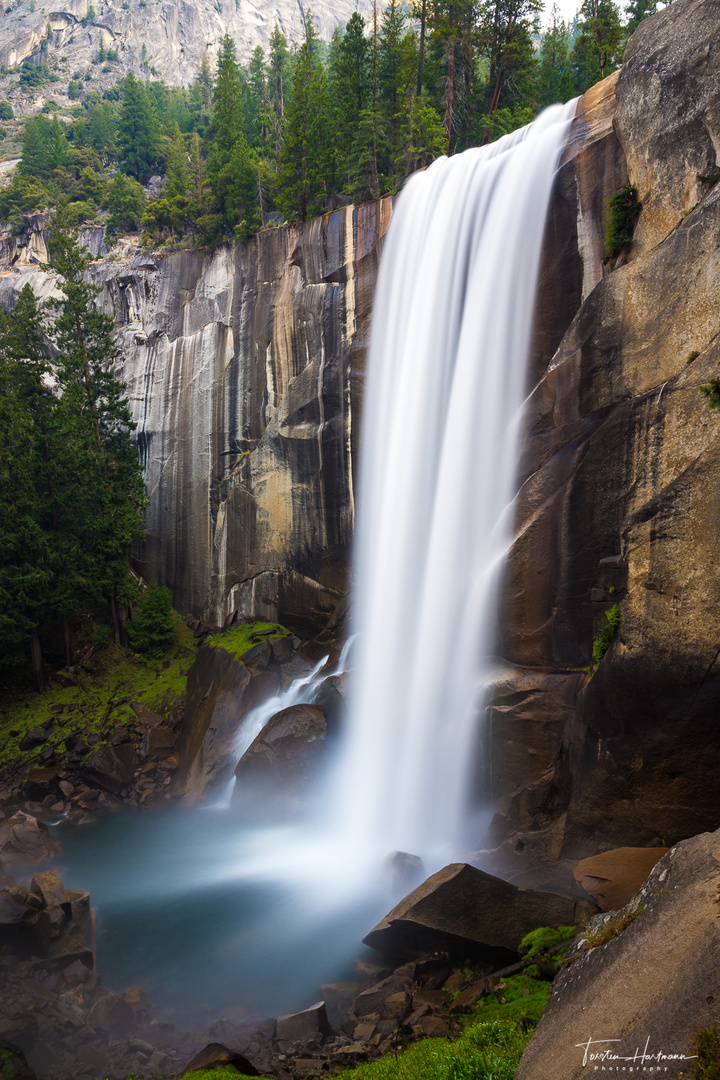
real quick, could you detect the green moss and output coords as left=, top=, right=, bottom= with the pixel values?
left=592, top=603, right=620, bottom=666
left=206, top=621, right=289, bottom=662
left=0, top=610, right=197, bottom=776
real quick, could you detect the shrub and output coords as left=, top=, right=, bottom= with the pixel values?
left=0, top=100, right=13, bottom=120
left=605, top=184, right=642, bottom=260
left=89, top=624, right=110, bottom=648
left=699, top=379, right=720, bottom=410
left=592, top=603, right=620, bottom=665
left=126, top=581, right=175, bottom=658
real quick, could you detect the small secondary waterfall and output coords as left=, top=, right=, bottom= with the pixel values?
left=334, top=102, right=576, bottom=864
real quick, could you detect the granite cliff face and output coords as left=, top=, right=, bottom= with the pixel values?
left=109, top=201, right=391, bottom=629
left=0, top=0, right=378, bottom=102
left=486, top=0, right=720, bottom=877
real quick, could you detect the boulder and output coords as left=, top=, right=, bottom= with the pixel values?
left=181, top=1041, right=259, bottom=1077
left=0, top=813, right=58, bottom=870
left=81, top=744, right=138, bottom=795
left=86, top=993, right=136, bottom=1035
left=19, top=728, right=48, bottom=751
left=573, top=846, right=668, bottom=910
left=516, top=828, right=720, bottom=1080
left=131, top=704, right=165, bottom=727
left=276, top=1001, right=332, bottom=1042
left=364, top=863, right=594, bottom=962
left=143, top=726, right=176, bottom=756
left=233, top=704, right=328, bottom=799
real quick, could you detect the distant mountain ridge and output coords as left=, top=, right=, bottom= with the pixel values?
left=0, top=0, right=378, bottom=88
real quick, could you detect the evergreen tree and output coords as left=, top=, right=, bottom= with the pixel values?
left=334, top=14, right=372, bottom=184
left=268, top=25, right=291, bottom=166
left=126, top=580, right=174, bottom=657
left=46, top=219, right=146, bottom=630
left=278, top=42, right=332, bottom=220
left=536, top=6, right=576, bottom=107
left=118, top=72, right=161, bottom=182
left=625, top=0, right=657, bottom=35
left=572, top=0, right=624, bottom=91
left=105, top=172, right=146, bottom=239
left=0, top=292, right=53, bottom=687
left=204, top=35, right=259, bottom=239
left=19, top=114, right=68, bottom=179
left=164, top=122, right=190, bottom=200
left=478, top=0, right=542, bottom=143
left=247, top=45, right=272, bottom=149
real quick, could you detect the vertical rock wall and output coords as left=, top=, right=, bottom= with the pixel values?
left=105, top=201, right=392, bottom=631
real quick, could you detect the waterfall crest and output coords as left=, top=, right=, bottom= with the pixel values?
left=335, top=103, right=576, bottom=865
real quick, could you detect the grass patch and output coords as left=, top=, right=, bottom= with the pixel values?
left=335, top=1017, right=531, bottom=1080
left=206, top=621, right=289, bottom=662
left=584, top=906, right=643, bottom=949
left=0, top=611, right=197, bottom=776
left=689, top=1024, right=720, bottom=1079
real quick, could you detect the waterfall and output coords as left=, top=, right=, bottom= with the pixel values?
left=56, top=104, right=578, bottom=1018
left=334, top=102, right=576, bottom=865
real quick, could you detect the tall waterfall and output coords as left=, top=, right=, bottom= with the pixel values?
left=334, top=103, right=576, bottom=865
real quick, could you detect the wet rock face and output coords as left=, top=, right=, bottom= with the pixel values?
left=109, top=201, right=391, bottom=630
left=491, top=0, right=720, bottom=860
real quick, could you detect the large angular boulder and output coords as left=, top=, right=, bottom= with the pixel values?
left=573, top=846, right=668, bottom=911
left=0, top=813, right=58, bottom=871
left=181, top=1042, right=259, bottom=1076
left=233, top=703, right=328, bottom=799
left=276, top=1001, right=332, bottom=1042
left=515, top=828, right=720, bottom=1080
left=81, top=744, right=138, bottom=796
left=364, top=863, right=594, bottom=962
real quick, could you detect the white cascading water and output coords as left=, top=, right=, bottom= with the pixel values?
left=333, top=101, right=577, bottom=866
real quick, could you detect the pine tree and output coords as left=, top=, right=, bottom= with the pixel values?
left=572, top=0, right=624, bottom=91
left=278, top=42, right=332, bottom=220
left=46, top=219, right=146, bottom=635
left=19, top=115, right=68, bottom=180
left=478, top=0, right=542, bottom=143
left=126, top=580, right=174, bottom=657
left=536, top=6, right=576, bottom=107
left=0, top=293, right=53, bottom=688
left=205, top=35, right=259, bottom=239
left=624, top=0, right=657, bottom=35
left=268, top=25, right=291, bottom=166
left=247, top=45, right=271, bottom=149
left=334, top=13, right=371, bottom=184
left=118, top=72, right=161, bottom=182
